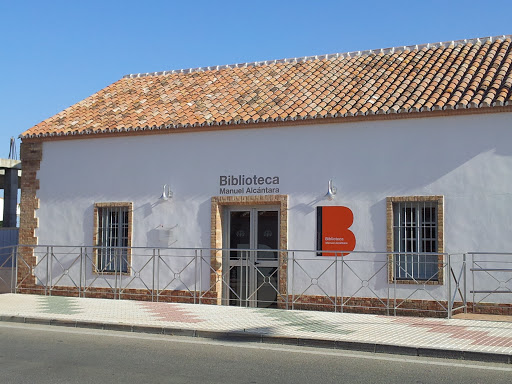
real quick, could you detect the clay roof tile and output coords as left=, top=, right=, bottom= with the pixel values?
left=21, top=35, right=512, bottom=139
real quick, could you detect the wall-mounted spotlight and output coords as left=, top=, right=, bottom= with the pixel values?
left=325, top=179, right=337, bottom=201
left=159, top=184, right=173, bottom=201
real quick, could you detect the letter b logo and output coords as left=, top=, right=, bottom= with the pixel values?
left=318, top=206, right=356, bottom=256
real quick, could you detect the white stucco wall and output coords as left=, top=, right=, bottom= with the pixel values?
left=32, top=112, right=512, bottom=303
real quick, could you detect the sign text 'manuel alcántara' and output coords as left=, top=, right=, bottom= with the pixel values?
left=219, top=175, right=280, bottom=194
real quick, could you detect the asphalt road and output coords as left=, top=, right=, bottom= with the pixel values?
left=0, top=322, right=511, bottom=384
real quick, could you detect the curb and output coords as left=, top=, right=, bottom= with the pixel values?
left=1, top=315, right=511, bottom=364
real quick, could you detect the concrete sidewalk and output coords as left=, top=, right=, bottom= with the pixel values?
left=1, top=293, right=511, bottom=364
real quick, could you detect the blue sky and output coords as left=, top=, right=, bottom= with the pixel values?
left=1, top=0, right=511, bottom=159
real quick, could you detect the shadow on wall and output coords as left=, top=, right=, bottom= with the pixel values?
left=147, top=225, right=178, bottom=248
left=369, top=199, right=387, bottom=253
left=289, top=195, right=325, bottom=217
left=82, top=204, right=94, bottom=247
left=198, top=199, right=211, bottom=249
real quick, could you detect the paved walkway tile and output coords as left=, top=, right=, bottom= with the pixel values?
left=1, top=293, right=511, bottom=359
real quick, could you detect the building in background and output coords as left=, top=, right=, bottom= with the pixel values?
left=0, top=158, right=20, bottom=228
left=0, top=157, right=20, bottom=293
left=0, top=197, right=21, bottom=227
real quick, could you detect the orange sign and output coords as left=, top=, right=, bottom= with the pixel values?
left=317, top=206, right=356, bottom=256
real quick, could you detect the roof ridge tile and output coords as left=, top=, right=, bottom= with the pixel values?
left=122, top=35, right=512, bottom=79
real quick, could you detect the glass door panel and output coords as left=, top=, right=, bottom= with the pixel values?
left=257, top=210, right=278, bottom=261
left=228, top=211, right=250, bottom=306
left=229, top=211, right=250, bottom=260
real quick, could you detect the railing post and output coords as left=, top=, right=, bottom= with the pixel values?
left=447, top=253, right=452, bottom=319
left=386, top=254, right=390, bottom=316
left=340, top=254, right=344, bottom=314
left=463, top=253, right=467, bottom=313
left=83, top=247, right=88, bottom=298
left=10, top=246, right=15, bottom=293
left=242, top=250, right=247, bottom=307
left=51, top=246, right=55, bottom=296
left=114, top=248, right=118, bottom=300
left=152, top=248, right=156, bottom=302
left=334, top=252, right=338, bottom=313
left=46, top=246, right=50, bottom=296
left=471, top=253, right=475, bottom=313
left=291, top=251, right=295, bottom=310
left=120, top=248, right=123, bottom=300
left=393, top=253, right=397, bottom=316
left=157, top=248, right=160, bottom=302
left=199, top=249, right=203, bottom=305
left=284, top=250, right=288, bottom=310
left=194, top=249, right=198, bottom=304
left=14, top=245, right=18, bottom=293
left=79, top=247, right=83, bottom=298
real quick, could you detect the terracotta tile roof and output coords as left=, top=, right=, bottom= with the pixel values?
left=21, top=35, right=512, bottom=139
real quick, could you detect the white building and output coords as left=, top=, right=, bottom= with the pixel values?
left=18, top=36, right=512, bottom=315
left=0, top=198, right=20, bottom=225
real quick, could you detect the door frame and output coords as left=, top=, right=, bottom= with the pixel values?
left=210, top=195, right=288, bottom=307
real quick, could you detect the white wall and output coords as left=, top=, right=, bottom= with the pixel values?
left=33, top=112, right=512, bottom=301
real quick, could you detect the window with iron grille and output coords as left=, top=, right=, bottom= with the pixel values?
left=94, top=203, right=132, bottom=273
left=387, top=197, right=443, bottom=282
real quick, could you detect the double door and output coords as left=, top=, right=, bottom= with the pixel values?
left=226, top=207, right=279, bottom=308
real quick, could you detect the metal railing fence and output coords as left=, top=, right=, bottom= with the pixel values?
left=5, top=244, right=507, bottom=318
left=0, top=245, right=17, bottom=293
left=468, top=252, right=512, bottom=313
